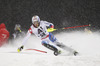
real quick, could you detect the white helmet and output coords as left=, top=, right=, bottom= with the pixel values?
left=14, top=24, right=21, bottom=30
left=32, top=15, right=40, bottom=24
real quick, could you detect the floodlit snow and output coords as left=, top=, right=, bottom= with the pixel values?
left=0, top=31, right=100, bottom=66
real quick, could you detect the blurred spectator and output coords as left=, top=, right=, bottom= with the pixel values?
left=0, top=23, right=9, bottom=47
left=84, top=27, right=92, bottom=34
left=12, top=24, right=25, bottom=39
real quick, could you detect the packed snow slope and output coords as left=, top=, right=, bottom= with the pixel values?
left=0, top=31, right=100, bottom=66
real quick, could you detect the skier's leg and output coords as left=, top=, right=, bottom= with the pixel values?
left=48, top=32, right=69, bottom=50
left=49, top=32, right=78, bottom=55
left=54, top=41, right=78, bottom=56
left=41, top=40, right=61, bottom=56
left=42, top=41, right=58, bottom=52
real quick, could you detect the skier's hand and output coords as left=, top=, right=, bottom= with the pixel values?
left=47, top=28, right=56, bottom=32
left=17, top=45, right=24, bottom=52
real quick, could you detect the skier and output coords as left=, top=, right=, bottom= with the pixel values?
left=17, top=15, right=78, bottom=56
left=12, top=24, right=25, bottom=39
left=84, top=27, right=92, bottom=34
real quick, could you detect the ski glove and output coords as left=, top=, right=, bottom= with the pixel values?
left=47, top=28, right=56, bottom=32
left=17, top=45, right=24, bottom=52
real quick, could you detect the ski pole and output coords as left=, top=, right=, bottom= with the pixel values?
left=48, top=24, right=91, bottom=32
left=62, top=24, right=91, bottom=29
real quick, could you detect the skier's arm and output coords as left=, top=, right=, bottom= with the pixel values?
left=44, top=21, right=54, bottom=28
left=22, top=32, right=31, bottom=45
left=22, top=28, right=32, bottom=45
left=44, top=21, right=56, bottom=32
left=17, top=28, right=32, bottom=52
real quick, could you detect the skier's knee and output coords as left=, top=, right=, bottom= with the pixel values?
left=42, top=41, right=48, bottom=47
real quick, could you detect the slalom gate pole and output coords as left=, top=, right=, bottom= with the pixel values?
left=25, top=49, right=47, bottom=53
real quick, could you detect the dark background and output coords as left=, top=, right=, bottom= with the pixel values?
left=0, top=0, right=100, bottom=37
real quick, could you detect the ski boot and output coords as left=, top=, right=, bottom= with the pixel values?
left=73, top=51, right=78, bottom=56
left=54, top=50, right=62, bottom=56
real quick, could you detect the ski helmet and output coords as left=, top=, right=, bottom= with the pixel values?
left=14, top=24, right=21, bottom=31
left=32, top=15, right=40, bottom=24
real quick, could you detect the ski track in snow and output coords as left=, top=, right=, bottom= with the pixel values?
left=0, top=31, right=100, bottom=66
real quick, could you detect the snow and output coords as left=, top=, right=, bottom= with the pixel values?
left=0, top=31, right=100, bottom=66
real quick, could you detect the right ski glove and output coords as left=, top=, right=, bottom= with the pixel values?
left=47, top=28, right=56, bottom=32
left=17, top=45, right=24, bottom=52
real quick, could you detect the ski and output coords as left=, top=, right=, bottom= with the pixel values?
left=25, top=49, right=47, bottom=53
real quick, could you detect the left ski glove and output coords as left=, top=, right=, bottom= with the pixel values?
left=47, top=28, right=56, bottom=32
left=17, top=45, right=24, bottom=52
